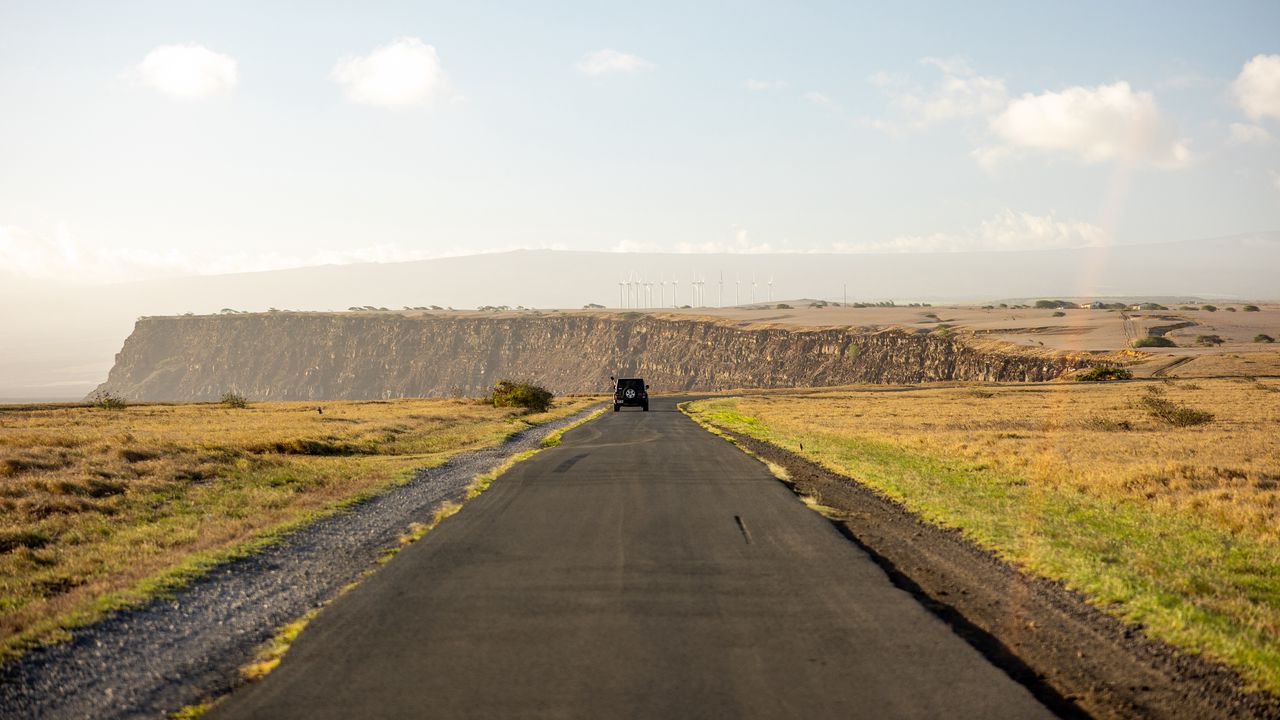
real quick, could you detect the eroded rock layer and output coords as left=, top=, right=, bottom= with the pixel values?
left=93, top=314, right=1098, bottom=400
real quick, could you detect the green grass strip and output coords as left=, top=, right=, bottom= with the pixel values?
left=686, top=397, right=1280, bottom=694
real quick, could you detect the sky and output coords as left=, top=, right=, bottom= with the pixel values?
left=2, top=0, right=1279, bottom=286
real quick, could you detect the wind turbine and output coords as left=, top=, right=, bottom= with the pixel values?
left=719, top=271, right=724, bottom=308
left=751, top=273, right=757, bottom=304
left=735, top=275, right=741, bottom=306
left=660, top=277, right=667, bottom=308
left=768, top=275, right=774, bottom=303
left=618, top=280, right=625, bottom=309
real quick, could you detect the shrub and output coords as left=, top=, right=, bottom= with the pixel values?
left=1225, top=307, right=1237, bottom=312
left=1034, top=299, right=1075, bottom=309
left=1243, top=305, right=1260, bottom=312
left=221, top=391, right=249, bottom=409
left=1132, top=336, right=1175, bottom=348
left=1076, top=366, right=1133, bottom=382
left=0, top=529, right=51, bottom=554
left=1083, top=416, right=1133, bottom=432
left=1255, top=334, right=1275, bottom=343
left=776, top=303, right=793, bottom=309
left=1195, top=335, right=1224, bottom=346
left=1139, top=395, right=1214, bottom=427
left=1052, top=311, right=1066, bottom=317
left=1140, top=302, right=1168, bottom=310
left=1201, top=304, right=1217, bottom=312
left=89, top=391, right=127, bottom=410
left=488, top=380, right=554, bottom=414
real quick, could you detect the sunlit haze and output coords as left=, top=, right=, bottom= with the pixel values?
left=2, top=1, right=1279, bottom=286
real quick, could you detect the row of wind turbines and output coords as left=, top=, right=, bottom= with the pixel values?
left=617, top=272, right=774, bottom=309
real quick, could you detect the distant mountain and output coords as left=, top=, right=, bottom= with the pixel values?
left=2, top=232, right=1277, bottom=399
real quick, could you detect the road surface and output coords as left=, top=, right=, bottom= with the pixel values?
left=213, top=397, right=1052, bottom=719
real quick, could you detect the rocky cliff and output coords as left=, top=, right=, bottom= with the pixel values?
left=92, top=313, right=1102, bottom=401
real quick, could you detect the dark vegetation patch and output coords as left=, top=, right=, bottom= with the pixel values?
left=220, top=392, right=248, bottom=409
left=487, top=380, right=555, bottom=414
left=1133, top=336, right=1176, bottom=348
left=1139, top=392, right=1215, bottom=427
left=1075, top=365, right=1133, bottom=382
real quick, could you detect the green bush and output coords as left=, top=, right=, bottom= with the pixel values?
left=1052, top=311, right=1066, bottom=317
left=488, top=380, right=554, bottom=413
left=1255, top=334, right=1275, bottom=344
left=1076, top=366, right=1133, bottom=382
left=1139, top=395, right=1214, bottom=427
left=89, top=391, right=127, bottom=410
left=1243, top=305, right=1260, bottom=312
left=221, top=391, right=249, bottom=409
left=1132, top=336, right=1176, bottom=348
left=776, top=303, right=793, bottom=309
left=1195, top=335, right=1224, bottom=346
left=1201, top=304, right=1218, bottom=312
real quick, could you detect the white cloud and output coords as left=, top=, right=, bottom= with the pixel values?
left=0, top=223, right=470, bottom=285
left=744, top=79, right=787, bottom=92
left=1229, top=122, right=1274, bottom=145
left=127, top=44, right=237, bottom=99
left=870, top=57, right=1007, bottom=132
left=803, top=91, right=833, bottom=106
left=834, top=210, right=1109, bottom=253
left=979, top=82, right=1190, bottom=168
left=331, top=37, right=449, bottom=107
left=576, top=49, right=654, bottom=77
left=1231, top=54, right=1280, bottom=120
left=612, top=227, right=778, bottom=254
left=1272, top=170, right=1280, bottom=194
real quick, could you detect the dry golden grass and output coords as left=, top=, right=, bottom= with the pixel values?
left=730, top=378, right=1280, bottom=540
left=0, top=395, right=596, bottom=659
left=688, top=377, right=1280, bottom=691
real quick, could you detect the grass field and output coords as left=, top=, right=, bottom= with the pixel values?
left=0, top=395, right=596, bottom=661
left=686, top=377, right=1280, bottom=692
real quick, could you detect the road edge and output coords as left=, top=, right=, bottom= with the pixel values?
left=679, top=401, right=1280, bottom=720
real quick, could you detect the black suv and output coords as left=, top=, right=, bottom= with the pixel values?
left=612, top=377, right=649, bottom=411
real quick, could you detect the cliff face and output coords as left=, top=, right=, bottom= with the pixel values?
left=93, top=313, right=1099, bottom=401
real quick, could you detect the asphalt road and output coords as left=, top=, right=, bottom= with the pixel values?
left=213, top=397, right=1053, bottom=719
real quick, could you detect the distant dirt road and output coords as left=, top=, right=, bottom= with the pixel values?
left=213, top=397, right=1051, bottom=719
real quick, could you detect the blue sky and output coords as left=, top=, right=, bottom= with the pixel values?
left=2, top=1, right=1278, bottom=284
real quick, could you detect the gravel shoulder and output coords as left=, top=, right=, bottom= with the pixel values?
left=0, top=405, right=602, bottom=720
left=722, top=429, right=1280, bottom=720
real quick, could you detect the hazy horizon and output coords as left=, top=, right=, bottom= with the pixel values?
left=3, top=2, right=1280, bottom=288
left=3, top=2, right=1279, bottom=398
